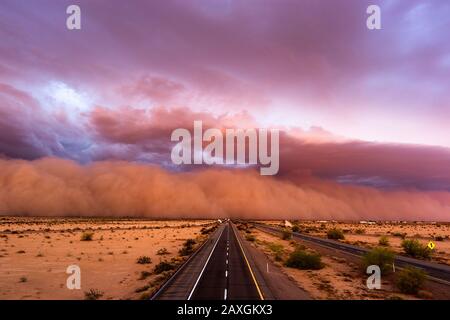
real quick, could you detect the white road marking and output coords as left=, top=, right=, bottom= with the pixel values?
left=187, top=225, right=225, bottom=300
left=226, top=259, right=228, bottom=264
left=224, top=288, right=227, bottom=300
left=225, top=270, right=228, bottom=277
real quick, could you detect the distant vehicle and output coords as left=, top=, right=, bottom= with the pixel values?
left=284, top=220, right=293, bottom=228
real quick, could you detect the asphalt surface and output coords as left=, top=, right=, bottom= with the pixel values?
left=152, top=224, right=226, bottom=300
left=190, top=222, right=262, bottom=300
left=153, top=222, right=263, bottom=300
left=256, top=224, right=450, bottom=284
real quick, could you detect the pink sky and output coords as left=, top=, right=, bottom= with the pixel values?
left=0, top=0, right=449, bottom=219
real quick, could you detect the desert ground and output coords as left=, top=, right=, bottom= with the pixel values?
left=0, top=217, right=215, bottom=300
left=1, top=217, right=448, bottom=300
left=241, top=220, right=450, bottom=300
left=261, top=220, right=450, bottom=265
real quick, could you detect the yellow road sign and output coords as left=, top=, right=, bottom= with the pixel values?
left=428, top=241, right=436, bottom=250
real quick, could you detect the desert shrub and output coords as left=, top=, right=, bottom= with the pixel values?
left=154, top=261, right=176, bottom=274
left=434, top=235, right=445, bottom=241
left=393, top=232, right=407, bottom=239
left=135, top=285, right=150, bottom=293
left=285, top=249, right=323, bottom=270
left=362, top=247, right=395, bottom=274
left=355, top=228, right=365, bottom=234
left=136, top=256, right=152, bottom=264
left=179, top=239, right=196, bottom=256
left=327, top=228, right=345, bottom=240
left=139, top=292, right=152, bottom=300
left=292, top=225, right=300, bottom=233
left=268, top=243, right=283, bottom=252
left=157, top=248, right=169, bottom=255
left=417, top=290, right=433, bottom=299
left=281, top=229, right=292, bottom=240
left=201, top=225, right=217, bottom=235
left=150, top=274, right=168, bottom=287
left=80, top=232, right=94, bottom=241
left=245, top=234, right=256, bottom=242
left=268, top=243, right=284, bottom=261
left=379, top=236, right=390, bottom=246
left=139, top=271, right=152, bottom=280
left=19, top=277, right=27, bottom=283
left=387, top=295, right=403, bottom=300
left=401, top=239, right=431, bottom=259
left=179, top=246, right=193, bottom=256
left=84, top=289, right=104, bottom=300
left=396, top=267, right=426, bottom=294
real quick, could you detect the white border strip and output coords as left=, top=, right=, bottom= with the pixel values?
left=187, top=224, right=226, bottom=300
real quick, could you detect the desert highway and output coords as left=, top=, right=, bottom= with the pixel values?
left=152, top=221, right=264, bottom=300
left=255, top=223, right=450, bottom=285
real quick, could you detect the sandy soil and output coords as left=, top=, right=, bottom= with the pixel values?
left=244, top=227, right=422, bottom=300
left=0, top=217, right=214, bottom=300
left=261, top=220, right=450, bottom=265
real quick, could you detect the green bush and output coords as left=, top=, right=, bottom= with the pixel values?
left=401, top=239, right=431, bottom=259
left=154, top=261, right=176, bottom=274
left=362, top=247, right=395, bottom=274
left=80, top=232, right=94, bottom=241
left=292, top=225, right=300, bottom=233
left=281, top=229, right=292, bottom=240
left=327, top=228, right=345, bottom=240
left=268, top=243, right=284, bottom=261
left=285, top=249, right=323, bottom=270
left=378, top=236, right=390, bottom=246
left=396, top=267, right=426, bottom=294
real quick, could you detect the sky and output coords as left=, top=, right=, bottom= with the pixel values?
left=0, top=0, right=449, bottom=220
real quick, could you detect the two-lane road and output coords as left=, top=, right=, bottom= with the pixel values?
left=189, top=222, right=263, bottom=300
left=153, top=222, right=264, bottom=300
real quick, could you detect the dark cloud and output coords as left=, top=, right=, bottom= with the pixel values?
left=87, top=106, right=450, bottom=191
